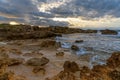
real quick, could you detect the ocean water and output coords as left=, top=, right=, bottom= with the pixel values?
left=56, top=32, right=120, bottom=68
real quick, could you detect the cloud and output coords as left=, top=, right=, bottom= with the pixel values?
left=0, top=0, right=120, bottom=28
left=49, top=0, right=120, bottom=18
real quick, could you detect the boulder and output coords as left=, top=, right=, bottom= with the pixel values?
left=26, top=57, right=49, bottom=66
left=71, top=45, right=79, bottom=51
left=63, top=61, right=79, bottom=73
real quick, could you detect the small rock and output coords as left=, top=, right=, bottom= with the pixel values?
left=56, top=52, right=64, bottom=56
left=75, top=40, right=83, bottom=43
left=26, top=57, right=49, bottom=66
left=71, top=45, right=79, bottom=51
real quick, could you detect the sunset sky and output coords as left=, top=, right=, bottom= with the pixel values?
left=0, top=0, right=120, bottom=29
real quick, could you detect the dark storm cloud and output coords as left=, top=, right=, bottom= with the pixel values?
left=0, top=0, right=38, bottom=17
left=0, top=0, right=120, bottom=25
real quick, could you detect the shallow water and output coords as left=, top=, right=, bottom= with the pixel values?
left=56, top=33, right=120, bottom=68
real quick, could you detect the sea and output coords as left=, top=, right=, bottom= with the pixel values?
left=55, top=31, right=120, bottom=68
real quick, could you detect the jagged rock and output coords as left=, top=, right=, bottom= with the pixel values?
left=63, top=61, right=79, bottom=73
left=75, top=40, right=84, bottom=43
left=71, top=45, right=79, bottom=51
left=56, top=52, right=64, bottom=56
left=26, top=57, right=49, bottom=66
left=33, top=66, right=45, bottom=74
left=40, top=40, right=61, bottom=48
left=107, top=52, right=120, bottom=68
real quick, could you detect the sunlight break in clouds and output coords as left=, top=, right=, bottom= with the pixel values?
left=9, top=21, right=20, bottom=25
left=52, top=15, right=120, bottom=29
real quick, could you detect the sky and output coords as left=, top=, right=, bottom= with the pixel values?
left=0, top=0, right=120, bottom=29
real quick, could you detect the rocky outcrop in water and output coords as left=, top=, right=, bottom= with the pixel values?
left=100, top=29, right=118, bottom=35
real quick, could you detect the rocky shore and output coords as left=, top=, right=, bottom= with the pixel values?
left=0, top=24, right=118, bottom=40
left=0, top=24, right=119, bottom=80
